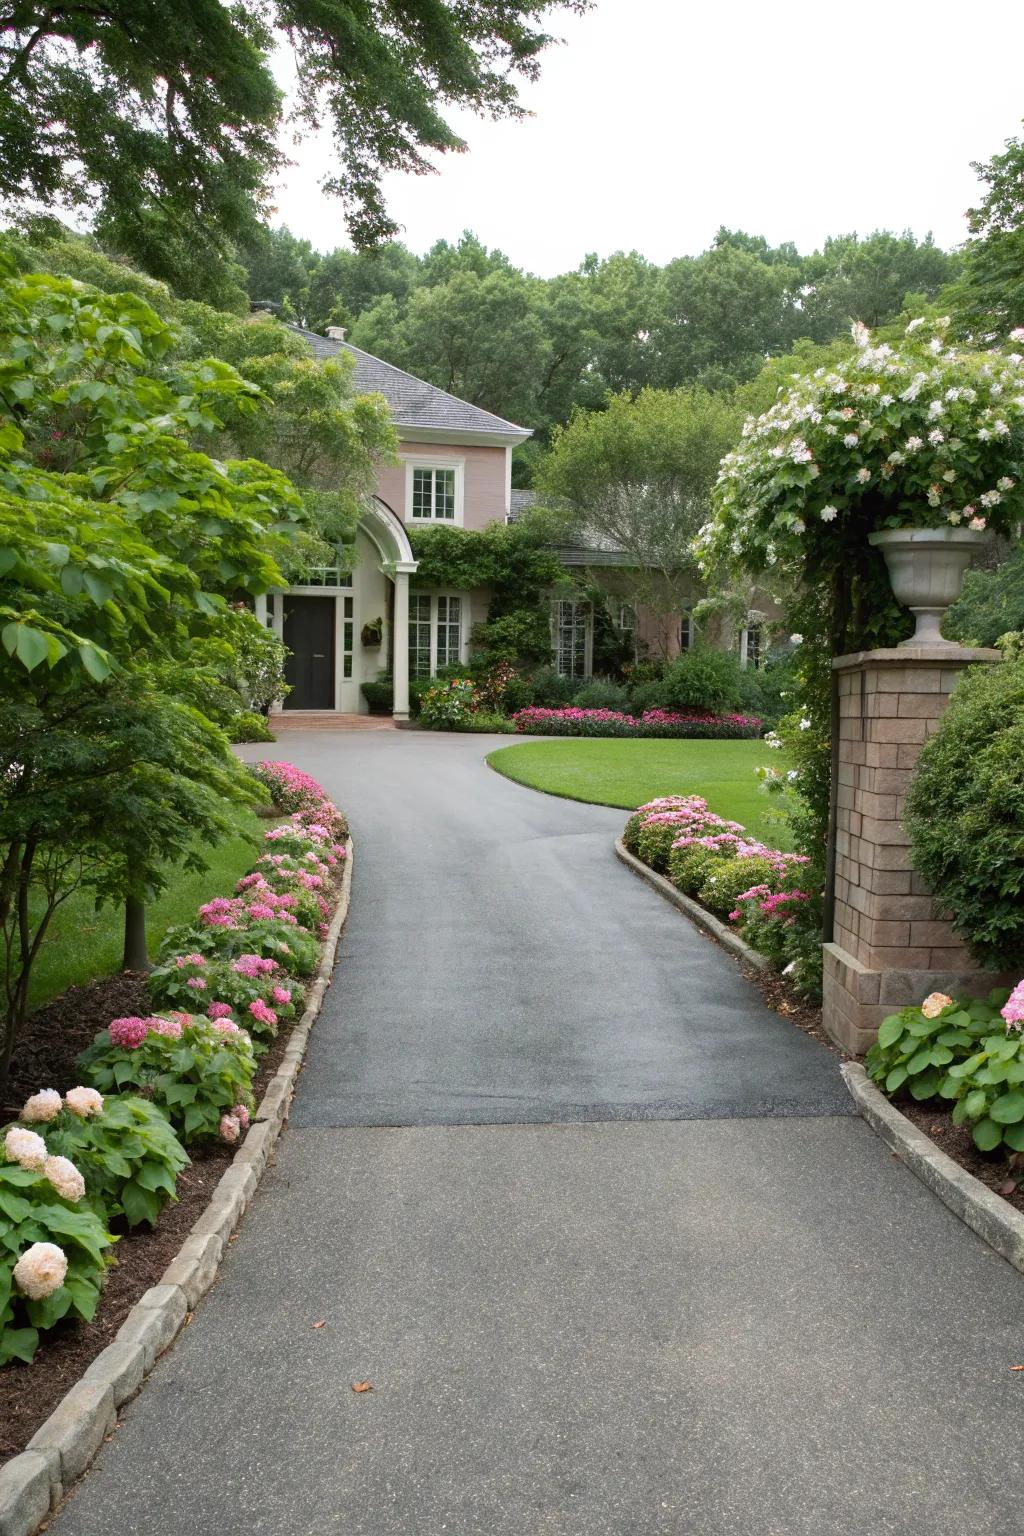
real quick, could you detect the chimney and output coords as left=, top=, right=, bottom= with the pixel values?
left=326, top=326, right=347, bottom=341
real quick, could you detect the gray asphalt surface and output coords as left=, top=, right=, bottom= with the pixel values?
left=51, top=733, right=1024, bottom=1535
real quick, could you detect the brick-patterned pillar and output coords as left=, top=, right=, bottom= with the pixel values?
left=822, top=643, right=1010, bottom=1054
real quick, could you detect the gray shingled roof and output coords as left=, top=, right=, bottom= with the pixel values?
left=284, top=324, right=530, bottom=439
left=507, top=488, right=536, bottom=523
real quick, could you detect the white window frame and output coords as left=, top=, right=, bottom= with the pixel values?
left=618, top=601, right=636, bottom=632
left=403, top=456, right=465, bottom=526
left=551, top=597, right=592, bottom=679
left=680, top=611, right=699, bottom=652
left=408, top=590, right=469, bottom=678
left=739, top=616, right=767, bottom=670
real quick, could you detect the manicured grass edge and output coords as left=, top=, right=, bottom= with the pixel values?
left=842, top=1063, right=1024, bottom=1276
left=613, top=837, right=771, bottom=973
left=0, top=838, right=354, bottom=1536
left=486, top=749, right=635, bottom=811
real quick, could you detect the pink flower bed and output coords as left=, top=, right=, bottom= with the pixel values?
left=511, top=707, right=763, bottom=739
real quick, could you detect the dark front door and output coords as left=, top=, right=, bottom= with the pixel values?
left=283, top=597, right=335, bottom=710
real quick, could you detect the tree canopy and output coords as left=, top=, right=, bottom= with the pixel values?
left=0, top=0, right=583, bottom=298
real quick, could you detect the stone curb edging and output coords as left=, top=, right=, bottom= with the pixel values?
left=842, top=1062, right=1024, bottom=1275
left=613, top=837, right=771, bottom=972
left=0, top=839, right=355, bottom=1536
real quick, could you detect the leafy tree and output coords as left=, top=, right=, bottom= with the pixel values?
left=798, top=231, right=957, bottom=340
left=0, top=0, right=582, bottom=293
left=0, top=263, right=305, bottom=1082
left=535, top=387, right=742, bottom=652
left=944, top=541, right=1024, bottom=647
left=949, top=125, right=1024, bottom=339
left=653, top=244, right=800, bottom=390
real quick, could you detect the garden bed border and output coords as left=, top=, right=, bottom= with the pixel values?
left=842, top=1062, right=1024, bottom=1276
left=0, top=838, right=354, bottom=1536
left=613, top=837, right=770, bottom=972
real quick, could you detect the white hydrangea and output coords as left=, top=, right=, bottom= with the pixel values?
left=5, top=1126, right=48, bottom=1170
left=64, top=1086, right=104, bottom=1119
left=21, top=1089, right=62, bottom=1123
left=13, top=1242, right=68, bottom=1300
left=44, top=1155, right=86, bottom=1202
left=820, top=506, right=838, bottom=522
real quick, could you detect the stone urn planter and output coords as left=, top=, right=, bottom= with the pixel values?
left=868, top=527, right=986, bottom=646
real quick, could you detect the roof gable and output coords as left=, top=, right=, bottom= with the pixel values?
left=284, top=324, right=531, bottom=442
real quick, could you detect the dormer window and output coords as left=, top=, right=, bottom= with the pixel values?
left=405, top=458, right=464, bottom=524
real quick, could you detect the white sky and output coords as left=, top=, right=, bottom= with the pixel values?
left=269, top=0, right=1024, bottom=275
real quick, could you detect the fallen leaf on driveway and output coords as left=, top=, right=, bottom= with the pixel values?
left=311, top=1320, right=326, bottom=1329
left=352, top=1381, right=373, bottom=1393
left=1010, top=1365, right=1024, bottom=1372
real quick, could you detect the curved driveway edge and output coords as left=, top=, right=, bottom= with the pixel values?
left=842, top=1061, right=1024, bottom=1274
left=613, top=836, right=771, bottom=971
left=0, top=841, right=354, bottom=1536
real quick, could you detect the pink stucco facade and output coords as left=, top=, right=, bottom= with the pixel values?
left=373, top=439, right=510, bottom=531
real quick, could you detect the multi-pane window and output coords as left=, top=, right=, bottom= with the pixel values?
left=680, top=612, right=697, bottom=652
left=409, top=594, right=433, bottom=678
left=411, top=466, right=456, bottom=521
left=553, top=599, right=590, bottom=678
left=409, top=593, right=462, bottom=677
left=743, top=622, right=765, bottom=670
left=618, top=602, right=636, bottom=632
left=435, top=595, right=462, bottom=669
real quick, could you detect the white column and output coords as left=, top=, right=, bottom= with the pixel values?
left=254, top=592, right=268, bottom=626
left=392, top=565, right=413, bottom=721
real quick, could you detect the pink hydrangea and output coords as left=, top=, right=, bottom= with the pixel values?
left=248, top=998, right=278, bottom=1027
left=198, top=897, right=242, bottom=928
left=186, top=976, right=207, bottom=991
left=1001, top=980, right=1024, bottom=1032
left=247, top=902, right=277, bottom=920
left=149, top=1015, right=184, bottom=1040
left=233, top=954, right=277, bottom=978
left=234, top=1104, right=251, bottom=1129
left=271, top=986, right=292, bottom=1005
left=174, top=953, right=206, bottom=968
left=109, top=1016, right=151, bottom=1049
left=219, top=1113, right=241, bottom=1144
left=208, top=1002, right=234, bottom=1020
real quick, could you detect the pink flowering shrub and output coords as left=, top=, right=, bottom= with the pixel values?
left=77, top=1015, right=256, bottom=1146
left=512, top=707, right=763, bottom=740
left=148, top=954, right=303, bottom=1043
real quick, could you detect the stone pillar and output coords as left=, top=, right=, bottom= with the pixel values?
left=822, top=643, right=1008, bottom=1054
left=391, top=564, right=414, bottom=722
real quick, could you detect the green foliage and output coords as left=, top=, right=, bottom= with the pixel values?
left=41, top=1097, right=189, bottom=1229
left=697, top=856, right=786, bottom=919
left=905, top=655, right=1024, bottom=968
left=226, top=711, right=275, bottom=744
left=573, top=678, right=632, bottom=711
left=944, top=541, right=1024, bottom=646
left=949, top=127, right=1024, bottom=340
left=537, top=387, right=742, bottom=647
left=866, top=991, right=1024, bottom=1155
left=419, top=678, right=478, bottom=730
left=472, top=609, right=554, bottom=668
left=0, top=3, right=576, bottom=297
left=77, top=1019, right=256, bottom=1146
left=147, top=957, right=302, bottom=1043
left=0, top=1161, right=114, bottom=1364
left=361, top=678, right=394, bottom=715
left=158, top=917, right=322, bottom=977
left=658, top=649, right=743, bottom=715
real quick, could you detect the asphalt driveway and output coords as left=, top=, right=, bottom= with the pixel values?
left=50, top=732, right=1024, bottom=1536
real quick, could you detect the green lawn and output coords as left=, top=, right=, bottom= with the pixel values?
left=27, top=807, right=265, bottom=1010
left=487, top=738, right=790, bottom=846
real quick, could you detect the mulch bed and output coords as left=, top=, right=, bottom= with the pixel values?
left=0, top=972, right=294, bottom=1462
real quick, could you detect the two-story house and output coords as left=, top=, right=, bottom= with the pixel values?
left=262, top=326, right=779, bottom=721
left=258, top=326, right=531, bottom=720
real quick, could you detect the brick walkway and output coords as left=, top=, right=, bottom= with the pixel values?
left=268, top=711, right=398, bottom=731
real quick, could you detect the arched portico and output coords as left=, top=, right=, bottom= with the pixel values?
left=257, top=496, right=418, bottom=721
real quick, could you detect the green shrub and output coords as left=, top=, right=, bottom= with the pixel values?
left=225, top=710, right=275, bottom=743
left=528, top=667, right=582, bottom=707
left=361, top=678, right=393, bottom=715
left=472, top=608, right=554, bottom=667
left=573, top=678, right=632, bottom=711
left=159, top=917, right=321, bottom=975
left=77, top=1016, right=257, bottom=1145
left=905, top=656, right=1024, bottom=968
left=659, top=648, right=743, bottom=714
left=945, top=543, right=1024, bottom=647
left=450, top=711, right=515, bottom=733
left=865, top=989, right=1024, bottom=1154
left=147, top=954, right=303, bottom=1042
left=667, top=841, right=729, bottom=895
left=419, top=678, right=478, bottom=729
left=0, top=1160, right=115, bottom=1364
left=698, top=855, right=785, bottom=919
left=41, top=1095, right=189, bottom=1228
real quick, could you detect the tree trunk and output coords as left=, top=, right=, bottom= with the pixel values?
left=122, top=898, right=150, bottom=973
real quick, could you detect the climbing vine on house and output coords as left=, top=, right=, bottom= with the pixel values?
left=408, top=521, right=565, bottom=665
